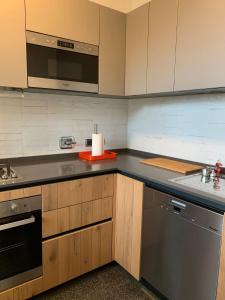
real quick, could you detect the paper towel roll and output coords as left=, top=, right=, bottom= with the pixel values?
left=92, top=133, right=104, bottom=156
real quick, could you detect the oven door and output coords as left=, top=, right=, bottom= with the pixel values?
left=27, top=41, right=99, bottom=93
left=0, top=210, right=42, bottom=292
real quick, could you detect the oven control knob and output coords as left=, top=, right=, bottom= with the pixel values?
left=11, top=202, right=19, bottom=213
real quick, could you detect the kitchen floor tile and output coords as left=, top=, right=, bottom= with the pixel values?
left=33, top=263, right=157, bottom=300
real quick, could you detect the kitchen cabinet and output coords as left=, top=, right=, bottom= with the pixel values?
left=25, top=0, right=100, bottom=45
left=43, top=221, right=112, bottom=291
left=217, top=216, right=225, bottom=300
left=175, top=0, right=225, bottom=91
left=42, top=196, right=113, bottom=238
left=0, top=277, right=42, bottom=300
left=99, top=7, right=126, bottom=96
left=42, top=175, right=114, bottom=210
left=0, top=290, right=13, bottom=300
left=13, top=277, right=42, bottom=300
left=42, top=238, right=59, bottom=291
left=114, top=174, right=144, bottom=280
left=0, top=0, right=27, bottom=88
left=125, top=3, right=149, bottom=96
left=147, top=0, right=178, bottom=93
left=0, top=186, right=41, bottom=203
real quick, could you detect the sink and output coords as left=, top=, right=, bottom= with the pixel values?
left=170, top=173, right=225, bottom=199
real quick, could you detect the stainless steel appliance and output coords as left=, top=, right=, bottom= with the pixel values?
left=141, top=186, right=223, bottom=300
left=26, top=31, right=99, bottom=93
left=0, top=195, right=42, bottom=292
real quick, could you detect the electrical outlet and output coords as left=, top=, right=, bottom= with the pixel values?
left=59, top=136, right=76, bottom=149
left=85, top=138, right=92, bottom=147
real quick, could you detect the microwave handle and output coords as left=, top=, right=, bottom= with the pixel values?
left=0, top=215, right=35, bottom=231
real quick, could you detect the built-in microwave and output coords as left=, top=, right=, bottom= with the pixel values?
left=26, top=31, right=99, bottom=93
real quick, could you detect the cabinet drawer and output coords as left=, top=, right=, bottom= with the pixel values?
left=42, top=197, right=113, bottom=238
left=0, top=186, right=41, bottom=203
left=42, top=221, right=112, bottom=291
left=42, top=175, right=114, bottom=211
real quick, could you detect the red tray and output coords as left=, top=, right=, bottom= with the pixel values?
left=79, top=150, right=117, bottom=161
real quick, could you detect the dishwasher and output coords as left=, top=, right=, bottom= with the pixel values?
left=141, top=186, right=224, bottom=300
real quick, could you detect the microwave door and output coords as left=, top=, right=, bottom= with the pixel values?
left=27, top=43, right=98, bottom=93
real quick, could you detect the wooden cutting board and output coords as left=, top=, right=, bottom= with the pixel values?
left=140, top=157, right=203, bottom=174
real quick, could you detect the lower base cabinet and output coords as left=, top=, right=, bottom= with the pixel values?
left=0, top=277, right=43, bottom=300
left=114, top=174, right=144, bottom=280
left=0, top=221, right=112, bottom=300
left=43, top=221, right=113, bottom=291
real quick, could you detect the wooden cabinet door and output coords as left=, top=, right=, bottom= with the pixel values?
left=13, top=277, right=42, bottom=300
left=175, top=0, right=225, bottom=91
left=0, top=187, right=41, bottom=203
left=0, top=290, right=13, bottom=300
left=42, top=183, right=58, bottom=212
left=99, top=7, right=126, bottom=96
left=0, top=0, right=27, bottom=88
left=42, top=238, right=59, bottom=291
left=125, top=3, right=149, bottom=96
left=217, top=216, right=225, bottom=300
left=147, top=0, right=178, bottom=93
left=26, top=0, right=100, bottom=45
left=43, top=221, right=112, bottom=289
left=58, top=231, right=81, bottom=284
left=114, top=174, right=143, bottom=280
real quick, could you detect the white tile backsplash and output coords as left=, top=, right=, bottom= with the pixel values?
left=128, top=94, right=225, bottom=165
left=0, top=91, right=127, bottom=158
left=1, top=90, right=225, bottom=164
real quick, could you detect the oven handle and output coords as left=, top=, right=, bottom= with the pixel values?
left=0, top=215, right=35, bottom=231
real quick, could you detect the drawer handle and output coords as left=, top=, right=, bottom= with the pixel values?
left=171, top=200, right=186, bottom=209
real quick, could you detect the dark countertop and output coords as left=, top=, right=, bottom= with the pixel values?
left=1, top=150, right=225, bottom=213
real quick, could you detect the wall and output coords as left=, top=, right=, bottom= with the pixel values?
left=128, top=94, right=225, bottom=164
left=89, top=0, right=150, bottom=13
left=0, top=90, right=127, bottom=158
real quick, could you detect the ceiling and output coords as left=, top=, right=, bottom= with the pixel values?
left=89, top=0, right=151, bottom=13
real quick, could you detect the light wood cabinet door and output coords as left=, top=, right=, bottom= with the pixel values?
left=147, top=0, right=178, bottom=93
left=114, top=174, right=143, bottom=280
left=57, top=175, right=114, bottom=209
left=58, top=231, right=81, bottom=284
left=175, top=0, right=225, bottom=91
left=25, top=0, right=100, bottom=45
left=99, top=7, right=126, bottom=96
left=42, top=238, right=59, bottom=291
left=0, top=0, right=27, bottom=88
left=13, top=277, right=42, bottom=300
left=0, top=290, right=13, bottom=300
left=125, top=3, right=149, bottom=96
left=43, top=221, right=112, bottom=289
left=217, top=215, right=225, bottom=300
left=42, top=184, right=58, bottom=212
left=0, top=186, right=41, bottom=203
left=43, top=197, right=112, bottom=238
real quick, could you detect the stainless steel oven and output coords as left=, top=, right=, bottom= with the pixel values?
left=0, top=195, right=42, bottom=292
left=26, top=31, right=99, bottom=93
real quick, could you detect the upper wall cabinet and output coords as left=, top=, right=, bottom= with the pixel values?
left=125, top=3, right=149, bottom=96
left=0, top=0, right=27, bottom=88
left=25, top=0, right=100, bottom=45
left=147, top=0, right=178, bottom=94
left=99, top=7, right=126, bottom=96
left=174, top=0, right=225, bottom=91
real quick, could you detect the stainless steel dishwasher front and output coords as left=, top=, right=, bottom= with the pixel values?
left=141, top=186, right=224, bottom=300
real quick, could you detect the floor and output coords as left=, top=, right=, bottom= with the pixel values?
left=33, top=263, right=157, bottom=300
